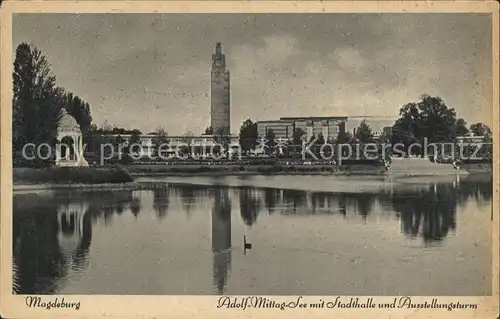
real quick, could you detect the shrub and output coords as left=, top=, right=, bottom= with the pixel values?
left=13, top=165, right=134, bottom=185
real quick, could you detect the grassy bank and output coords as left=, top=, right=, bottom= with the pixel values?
left=125, top=163, right=387, bottom=176
left=13, top=166, right=135, bottom=185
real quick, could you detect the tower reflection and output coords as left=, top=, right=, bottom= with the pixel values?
left=211, top=188, right=232, bottom=294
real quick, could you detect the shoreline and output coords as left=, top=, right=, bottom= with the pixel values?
left=13, top=182, right=141, bottom=193
left=129, top=170, right=471, bottom=178
left=12, top=170, right=485, bottom=193
left=11, top=161, right=491, bottom=192
left=128, top=170, right=387, bottom=177
left=123, top=163, right=388, bottom=176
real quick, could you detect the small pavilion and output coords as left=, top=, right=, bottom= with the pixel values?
left=55, top=108, right=89, bottom=167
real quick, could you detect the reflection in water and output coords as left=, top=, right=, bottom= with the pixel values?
left=13, top=190, right=137, bottom=294
left=57, top=203, right=93, bottom=271
left=170, top=185, right=211, bottom=219
left=211, top=188, right=232, bottom=294
left=179, top=186, right=196, bottom=217
left=389, top=184, right=458, bottom=243
left=239, top=188, right=261, bottom=226
left=130, top=197, right=141, bottom=217
left=264, top=188, right=281, bottom=214
left=13, top=198, right=93, bottom=294
left=338, top=195, right=347, bottom=217
left=251, top=178, right=490, bottom=243
left=12, top=175, right=492, bottom=295
left=282, top=189, right=306, bottom=214
left=153, top=188, right=170, bottom=220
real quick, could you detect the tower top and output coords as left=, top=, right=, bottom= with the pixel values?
left=212, top=42, right=226, bottom=70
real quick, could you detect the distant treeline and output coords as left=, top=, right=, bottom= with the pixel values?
left=91, top=127, right=143, bottom=135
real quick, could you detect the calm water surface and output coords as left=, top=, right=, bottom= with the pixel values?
left=12, top=175, right=492, bottom=295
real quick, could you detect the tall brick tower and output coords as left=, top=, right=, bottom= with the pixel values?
left=211, top=42, right=230, bottom=135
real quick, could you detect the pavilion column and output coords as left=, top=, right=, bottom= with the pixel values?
left=77, top=135, right=82, bottom=162
left=74, top=135, right=79, bottom=162
left=80, top=135, right=83, bottom=159
left=55, top=137, right=61, bottom=164
left=64, top=137, right=69, bottom=160
left=72, top=135, right=78, bottom=161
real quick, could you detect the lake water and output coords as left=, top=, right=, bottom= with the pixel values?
left=12, top=174, right=492, bottom=295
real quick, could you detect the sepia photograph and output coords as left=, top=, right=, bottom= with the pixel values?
left=1, top=1, right=498, bottom=318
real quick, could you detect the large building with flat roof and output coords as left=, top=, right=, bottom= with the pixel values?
left=256, top=120, right=295, bottom=140
left=256, top=116, right=348, bottom=142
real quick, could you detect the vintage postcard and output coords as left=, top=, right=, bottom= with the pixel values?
left=0, top=1, right=498, bottom=318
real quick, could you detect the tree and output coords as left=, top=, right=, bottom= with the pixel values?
left=12, top=95, right=23, bottom=151
left=64, top=92, right=92, bottom=133
left=182, top=130, right=195, bottom=156
left=355, top=120, right=374, bottom=143
left=127, top=130, right=142, bottom=158
left=470, top=123, right=492, bottom=139
left=98, top=134, right=116, bottom=161
left=308, top=134, right=316, bottom=144
left=213, top=127, right=231, bottom=156
left=378, top=126, right=392, bottom=144
left=37, top=87, right=64, bottom=149
left=102, top=120, right=113, bottom=132
left=292, top=128, right=306, bottom=145
left=265, top=128, right=276, bottom=155
left=335, top=131, right=353, bottom=144
left=84, top=124, right=101, bottom=157
left=152, top=127, right=169, bottom=157
left=12, top=43, right=57, bottom=149
left=83, top=122, right=102, bottom=156
left=392, top=94, right=458, bottom=155
left=455, top=118, right=469, bottom=137
left=316, top=133, right=326, bottom=145
left=204, top=126, right=213, bottom=135
left=130, top=130, right=142, bottom=142
left=106, top=134, right=125, bottom=162
left=238, top=119, right=258, bottom=154
left=307, top=133, right=327, bottom=158
left=286, top=128, right=306, bottom=159
left=115, top=134, right=126, bottom=147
